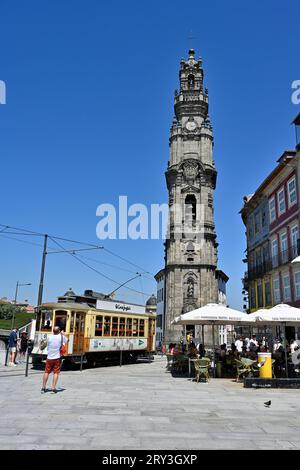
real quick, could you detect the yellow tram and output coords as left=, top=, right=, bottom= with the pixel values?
left=32, top=299, right=156, bottom=366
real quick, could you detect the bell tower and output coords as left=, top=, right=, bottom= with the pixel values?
left=158, top=49, right=219, bottom=343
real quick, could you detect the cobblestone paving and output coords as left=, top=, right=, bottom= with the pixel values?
left=0, top=356, right=300, bottom=449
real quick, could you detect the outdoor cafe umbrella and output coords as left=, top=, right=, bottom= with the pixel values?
left=248, top=303, right=300, bottom=377
left=173, top=303, right=253, bottom=376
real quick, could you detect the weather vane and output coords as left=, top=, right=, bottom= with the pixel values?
left=188, top=30, right=196, bottom=50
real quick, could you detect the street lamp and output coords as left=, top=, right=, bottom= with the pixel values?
left=11, top=281, right=31, bottom=329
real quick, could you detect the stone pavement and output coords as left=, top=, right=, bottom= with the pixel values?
left=1, top=356, right=300, bottom=450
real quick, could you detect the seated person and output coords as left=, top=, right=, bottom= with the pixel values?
left=197, top=343, right=206, bottom=358
left=229, top=343, right=239, bottom=358
left=187, top=345, right=198, bottom=358
left=43, top=320, right=52, bottom=330
left=218, top=343, right=227, bottom=363
left=173, top=344, right=181, bottom=356
left=248, top=349, right=257, bottom=360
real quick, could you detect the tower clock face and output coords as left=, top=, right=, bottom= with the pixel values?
left=186, top=120, right=197, bottom=131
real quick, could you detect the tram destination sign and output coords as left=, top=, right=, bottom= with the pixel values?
left=96, top=299, right=146, bottom=315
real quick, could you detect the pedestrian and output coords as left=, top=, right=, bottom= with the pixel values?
left=8, top=328, right=18, bottom=367
left=235, top=336, right=243, bottom=353
left=41, top=326, right=68, bottom=394
left=249, top=335, right=259, bottom=351
left=290, top=339, right=299, bottom=354
left=244, top=336, right=250, bottom=352
left=19, top=332, right=28, bottom=363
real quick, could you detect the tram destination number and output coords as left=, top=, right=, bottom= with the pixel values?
left=102, top=454, right=198, bottom=466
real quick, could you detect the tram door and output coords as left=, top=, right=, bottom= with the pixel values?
left=73, top=313, right=85, bottom=354
left=148, top=318, right=155, bottom=352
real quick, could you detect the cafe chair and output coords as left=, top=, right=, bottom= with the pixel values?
left=194, top=358, right=211, bottom=383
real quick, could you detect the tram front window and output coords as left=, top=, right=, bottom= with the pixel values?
left=38, top=309, right=53, bottom=332
left=54, top=310, right=67, bottom=332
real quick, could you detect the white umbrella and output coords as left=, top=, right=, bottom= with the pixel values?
left=248, top=304, right=300, bottom=325
left=174, top=303, right=254, bottom=326
left=173, top=303, right=253, bottom=377
left=248, top=304, right=300, bottom=378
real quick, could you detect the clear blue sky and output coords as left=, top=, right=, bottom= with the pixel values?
left=0, top=0, right=299, bottom=308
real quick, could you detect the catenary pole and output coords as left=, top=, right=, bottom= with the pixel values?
left=37, top=234, right=48, bottom=307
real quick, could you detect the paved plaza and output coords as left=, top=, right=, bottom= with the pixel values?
left=1, top=356, right=300, bottom=450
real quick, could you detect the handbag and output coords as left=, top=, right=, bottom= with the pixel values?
left=60, top=334, right=67, bottom=356
left=40, top=338, right=48, bottom=351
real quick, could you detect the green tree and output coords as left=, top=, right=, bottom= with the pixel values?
left=0, top=304, right=25, bottom=320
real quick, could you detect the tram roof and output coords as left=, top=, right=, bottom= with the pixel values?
left=39, top=302, right=156, bottom=317
left=40, top=302, right=92, bottom=310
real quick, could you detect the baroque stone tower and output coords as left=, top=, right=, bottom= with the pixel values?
left=159, top=49, right=219, bottom=343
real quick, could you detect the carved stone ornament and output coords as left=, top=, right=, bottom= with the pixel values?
left=183, top=161, right=199, bottom=185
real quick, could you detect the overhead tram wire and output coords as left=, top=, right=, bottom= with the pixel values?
left=0, top=233, right=70, bottom=253
left=102, top=247, right=154, bottom=277
left=76, top=253, right=155, bottom=282
left=48, top=237, right=152, bottom=298
left=77, top=254, right=149, bottom=275
left=0, top=224, right=102, bottom=249
left=0, top=222, right=155, bottom=286
left=0, top=233, right=46, bottom=249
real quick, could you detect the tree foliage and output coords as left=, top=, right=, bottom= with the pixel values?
left=0, top=304, right=25, bottom=320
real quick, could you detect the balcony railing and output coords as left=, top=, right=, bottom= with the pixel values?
left=247, top=243, right=300, bottom=281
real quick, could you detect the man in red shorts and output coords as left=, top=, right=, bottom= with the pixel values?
left=41, top=326, right=68, bottom=394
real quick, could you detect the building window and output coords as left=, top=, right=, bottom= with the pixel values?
left=288, top=177, right=297, bottom=207
left=291, top=224, right=299, bottom=257
left=281, top=232, right=288, bottom=263
left=283, top=273, right=291, bottom=301
left=254, top=213, right=261, bottom=234
left=255, top=249, right=262, bottom=269
left=185, top=195, right=196, bottom=225
left=250, top=286, right=256, bottom=309
left=273, top=276, right=281, bottom=304
left=188, top=74, right=195, bottom=88
left=294, top=271, right=300, bottom=299
left=265, top=281, right=272, bottom=306
left=277, top=188, right=286, bottom=215
left=269, top=197, right=276, bottom=222
left=257, top=283, right=263, bottom=307
left=248, top=217, right=254, bottom=239
left=263, top=244, right=269, bottom=265
left=271, top=238, right=278, bottom=267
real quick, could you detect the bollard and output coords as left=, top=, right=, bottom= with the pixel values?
left=5, top=343, right=9, bottom=366
left=25, top=352, right=30, bottom=377
left=80, top=353, right=83, bottom=372
left=25, top=340, right=34, bottom=377
left=120, top=349, right=122, bottom=367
